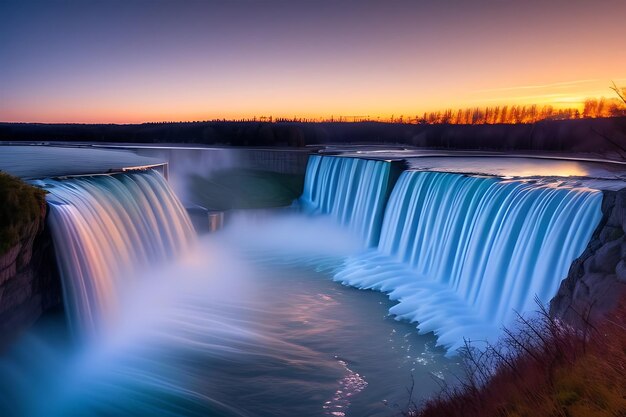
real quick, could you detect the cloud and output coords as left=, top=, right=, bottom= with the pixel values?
left=469, top=93, right=570, bottom=103
left=474, top=79, right=600, bottom=94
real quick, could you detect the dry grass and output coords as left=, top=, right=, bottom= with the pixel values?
left=411, top=298, right=626, bottom=417
left=0, top=172, right=46, bottom=255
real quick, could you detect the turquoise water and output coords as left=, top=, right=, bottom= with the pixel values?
left=300, top=156, right=603, bottom=351
left=0, top=152, right=605, bottom=416
left=0, top=169, right=457, bottom=417
left=299, top=155, right=393, bottom=247
left=37, top=171, right=195, bottom=337
left=0, top=217, right=458, bottom=417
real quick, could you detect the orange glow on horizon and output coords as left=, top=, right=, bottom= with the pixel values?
left=2, top=1, right=625, bottom=125
left=2, top=76, right=625, bottom=125
left=1, top=84, right=623, bottom=125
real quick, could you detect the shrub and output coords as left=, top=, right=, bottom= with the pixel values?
left=0, top=172, right=47, bottom=255
left=411, top=298, right=626, bottom=417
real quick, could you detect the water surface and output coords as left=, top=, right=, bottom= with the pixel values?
left=0, top=216, right=458, bottom=417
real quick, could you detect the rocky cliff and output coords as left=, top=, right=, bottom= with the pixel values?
left=551, top=188, right=626, bottom=326
left=0, top=176, right=61, bottom=347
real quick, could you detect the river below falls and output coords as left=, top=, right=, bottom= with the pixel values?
left=0, top=213, right=459, bottom=417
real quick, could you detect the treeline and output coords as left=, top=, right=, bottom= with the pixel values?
left=2, top=115, right=626, bottom=158
left=418, top=98, right=626, bottom=125
left=139, top=100, right=626, bottom=126
left=135, top=94, right=626, bottom=126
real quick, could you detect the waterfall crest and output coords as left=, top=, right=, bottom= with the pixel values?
left=41, top=170, right=195, bottom=337
left=380, top=172, right=602, bottom=318
left=300, top=159, right=603, bottom=350
left=299, top=155, right=393, bottom=246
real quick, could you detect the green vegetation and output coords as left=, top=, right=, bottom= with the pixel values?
left=188, top=169, right=304, bottom=210
left=411, top=300, right=626, bottom=417
left=0, top=172, right=47, bottom=255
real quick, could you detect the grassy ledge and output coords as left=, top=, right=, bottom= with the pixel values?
left=0, top=172, right=47, bottom=256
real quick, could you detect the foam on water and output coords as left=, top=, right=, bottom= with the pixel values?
left=302, top=159, right=603, bottom=351
left=2, top=168, right=458, bottom=417
left=0, top=156, right=604, bottom=416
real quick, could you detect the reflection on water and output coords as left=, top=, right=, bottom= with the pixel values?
left=324, top=359, right=368, bottom=417
left=405, top=156, right=626, bottom=180
left=0, top=214, right=458, bottom=417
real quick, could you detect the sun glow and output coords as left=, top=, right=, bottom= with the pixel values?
left=1, top=1, right=625, bottom=123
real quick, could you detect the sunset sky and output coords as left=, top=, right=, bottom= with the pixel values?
left=1, top=0, right=625, bottom=123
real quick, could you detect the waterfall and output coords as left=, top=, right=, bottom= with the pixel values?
left=299, top=155, right=393, bottom=246
left=314, top=165, right=603, bottom=350
left=33, top=157, right=605, bottom=351
left=40, top=170, right=195, bottom=337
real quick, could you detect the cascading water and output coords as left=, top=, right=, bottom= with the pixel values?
left=1, top=165, right=459, bottom=417
left=0, top=154, right=607, bottom=416
left=299, top=155, right=393, bottom=246
left=320, top=165, right=603, bottom=350
left=41, top=160, right=597, bottom=354
left=39, top=170, right=195, bottom=337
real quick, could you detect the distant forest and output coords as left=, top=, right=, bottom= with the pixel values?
left=130, top=97, right=626, bottom=125
left=416, top=97, right=626, bottom=125
left=2, top=116, right=626, bottom=160
left=2, top=86, right=626, bottom=157
left=138, top=92, right=626, bottom=125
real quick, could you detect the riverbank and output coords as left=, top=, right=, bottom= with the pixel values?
left=413, top=297, right=626, bottom=417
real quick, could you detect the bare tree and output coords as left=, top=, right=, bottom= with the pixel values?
left=610, top=81, right=626, bottom=105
